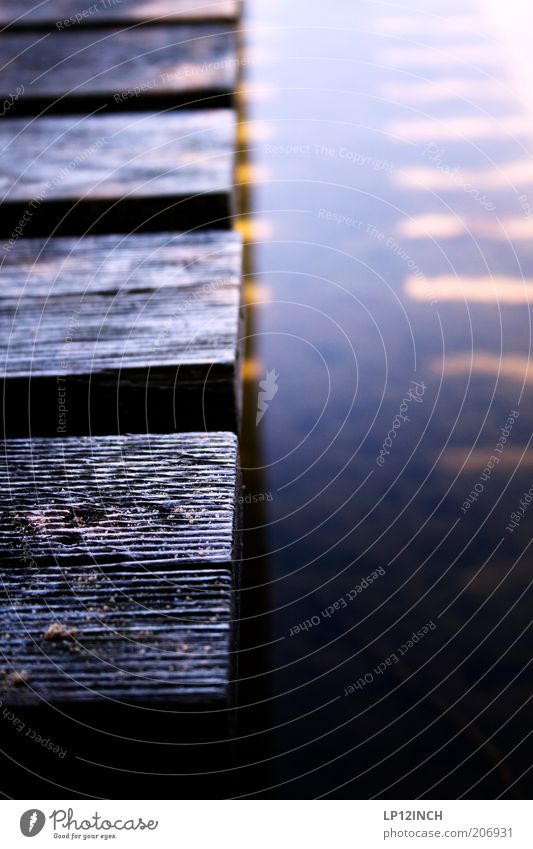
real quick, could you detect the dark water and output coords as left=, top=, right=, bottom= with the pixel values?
left=236, top=0, right=533, bottom=798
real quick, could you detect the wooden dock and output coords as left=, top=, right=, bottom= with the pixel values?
left=0, top=1, right=239, bottom=28
left=0, top=26, right=238, bottom=113
left=0, top=0, right=243, bottom=793
left=0, top=231, right=243, bottom=434
left=0, top=433, right=240, bottom=704
left=0, top=110, right=236, bottom=236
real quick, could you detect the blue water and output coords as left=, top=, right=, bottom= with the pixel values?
left=237, top=0, right=533, bottom=798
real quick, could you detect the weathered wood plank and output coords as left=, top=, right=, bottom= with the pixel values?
left=0, top=26, right=238, bottom=114
left=0, top=433, right=241, bottom=567
left=0, top=110, right=236, bottom=237
left=0, top=231, right=242, bottom=434
left=0, top=564, right=234, bottom=705
left=0, top=0, right=239, bottom=29
left=0, top=433, right=240, bottom=707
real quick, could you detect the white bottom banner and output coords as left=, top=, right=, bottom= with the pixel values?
left=0, top=800, right=532, bottom=848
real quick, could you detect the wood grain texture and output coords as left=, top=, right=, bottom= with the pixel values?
left=0, top=26, right=238, bottom=114
left=0, top=231, right=242, bottom=434
left=0, top=110, right=236, bottom=236
left=0, top=433, right=241, bottom=567
left=0, top=231, right=241, bottom=375
left=0, top=564, right=234, bottom=705
left=0, top=433, right=241, bottom=706
left=0, top=0, right=239, bottom=28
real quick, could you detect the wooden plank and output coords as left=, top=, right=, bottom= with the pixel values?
left=0, top=232, right=243, bottom=435
left=0, top=26, right=238, bottom=114
left=0, top=433, right=241, bottom=568
left=0, top=0, right=239, bottom=29
left=0, top=110, right=236, bottom=237
left=0, top=564, right=234, bottom=705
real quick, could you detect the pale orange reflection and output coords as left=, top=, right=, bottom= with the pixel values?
left=406, top=275, right=533, bottom=303
left=429, top=353, right=533, bottom=382
left=243, top=358, right=263, bottom=381
left=238, top=81, right=279, bottom=102
left=380, top=44, right=501, bottom=68
left=395, top=160, right=533, bottom=190
left=390, top=115, right=530, bottom=143
left=375, top=16, right=481, bottom=36
left=235, top=217, right=274, bottom=241
left=236, top=121, right=275, bottom=144
left=382, top=79, right=509, bottom=104
left=397, top=215, right=533, bottom=240
left=398, top=215, right=466, bottom=239
left=440, top=447, right=533, bottom=471
left=236, top=162, right=271, bottom=184
left=243, top=280, right=272, bottom=304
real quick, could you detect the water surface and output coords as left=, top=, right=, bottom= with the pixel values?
left=237, top=0, right=533, bottom=798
